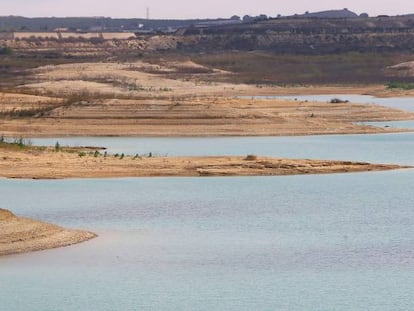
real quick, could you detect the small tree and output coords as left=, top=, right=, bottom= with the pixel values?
left=17, top=137, right=24, bottom=148
left=0, top=46, right=13, bottom=56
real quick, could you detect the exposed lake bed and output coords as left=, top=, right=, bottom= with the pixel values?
left=3, top=10, right=414, bottom=308
left=0, top=209, right=96, bottom=256
left=2, top=92, right=414, bottom=310
left=0, top=148, right=408, bottom=179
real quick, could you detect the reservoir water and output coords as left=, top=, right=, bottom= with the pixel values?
left=1, top=94, right=414, bottom=310
left=249, top=94, right=414, bottom=112
left=32, top=132, right=414, bottom=165
left=1, top=170, right=414, bottom=311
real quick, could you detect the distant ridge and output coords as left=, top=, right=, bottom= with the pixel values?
left=297, top=8, right=359, bottom=19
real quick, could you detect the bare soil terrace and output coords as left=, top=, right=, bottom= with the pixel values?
left=1, top=61, right=414, bottom=137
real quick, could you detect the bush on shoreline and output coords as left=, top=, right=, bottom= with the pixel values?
left=386, top=81, right=414, bottom=90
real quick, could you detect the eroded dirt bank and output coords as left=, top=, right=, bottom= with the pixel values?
left=0, top=209, right=96, bottom=256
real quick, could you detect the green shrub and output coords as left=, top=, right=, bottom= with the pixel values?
left=15, top=137, right=25, bottom=148
left=244, top=154, right=257, bottom=161
left=0, top=46, right=13, bottom=55
left=386, top=81, right=414, bottom=90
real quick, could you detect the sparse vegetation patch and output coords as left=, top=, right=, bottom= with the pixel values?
left=386, top=81, right=414, bottom=90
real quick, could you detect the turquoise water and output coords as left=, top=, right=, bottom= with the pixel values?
left=3, top=93, right=414, bottom=310
left=32, top=132, right=414, bottom=165
left=359, top=120, right=414, bottom=129
left=1, top=171, right=414, bottom=310
left=1, top=134, right=414, bottom=310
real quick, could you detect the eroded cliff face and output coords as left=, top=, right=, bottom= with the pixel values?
left=3, top=15, right=414, bottom=55
left=2, top=33, right=414, bottom=58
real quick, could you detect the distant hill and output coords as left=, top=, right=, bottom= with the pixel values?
left=0, top=10, right=361, bottom=33
left=3, top=12, right=414, bottom=56
left=0, top=16, right=234, bottom=32
left=176, top=14, right=414, bottom=54
left=297, top=9, right=359, bottom=19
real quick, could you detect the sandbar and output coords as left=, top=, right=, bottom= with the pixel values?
left=0, top=209, right=96, bottom=256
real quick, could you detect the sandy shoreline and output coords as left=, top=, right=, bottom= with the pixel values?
left=0, top=209, right=96, bottom=256
left=2, top=60, right=414, bottom=138
left=0, top=147, right=409, bottom=179
left=2, top=96, right=413, bottom=137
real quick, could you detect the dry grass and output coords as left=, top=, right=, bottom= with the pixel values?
left=25, top=61, right=224, bottom=97
left=0, top=92, right=63, bottom=116
left=192, top=51, right=414, bottom=85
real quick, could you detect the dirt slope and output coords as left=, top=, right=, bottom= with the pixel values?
left=0, top=209, right=96, bottom=256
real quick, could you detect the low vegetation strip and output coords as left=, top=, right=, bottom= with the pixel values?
left=386, top=81, right=414, bottom=90
left=0, top=209, right=96, bottom=256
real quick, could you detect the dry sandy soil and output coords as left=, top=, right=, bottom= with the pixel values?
left=24, top=61, right=233, bottom=97
left=1, top=96, right=412, bottom=137
left=0, top=147, right=409, bottom=179
left=0, top=209, right=96, bottom=256
left=0, top=92, right=61, bottom=114
left=1, top=59, right=413, bottom=257
left=21, top=61, right=414, bottom=98
left=2, top=60, right=414, bottom=137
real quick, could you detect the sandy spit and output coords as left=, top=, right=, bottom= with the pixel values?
left=0, top=209, right=96, bottom=256
left=0, top=148, right=410, bottom=179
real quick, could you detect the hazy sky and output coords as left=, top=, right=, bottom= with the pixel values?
left=1, top=0, right=414, bottom=19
